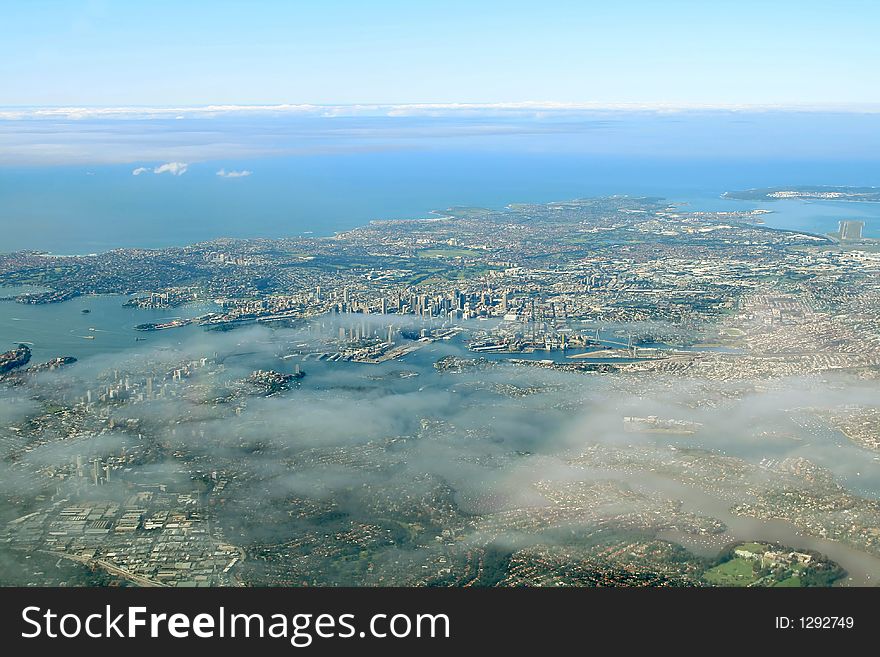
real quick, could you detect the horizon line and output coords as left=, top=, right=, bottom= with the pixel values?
left=4, top=101, right=880, bottom=120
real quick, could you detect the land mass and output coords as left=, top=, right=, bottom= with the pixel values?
left=723, top=185, right=880, bottom=203
left=1, top=194, right=879, bottom=587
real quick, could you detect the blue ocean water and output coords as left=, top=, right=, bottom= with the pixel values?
left=2, top=153, right=879, bottom=253
left=2, top=110, right=880, bottom=252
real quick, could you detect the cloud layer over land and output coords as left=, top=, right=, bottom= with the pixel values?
left=3, top=316, right=880, bottom=585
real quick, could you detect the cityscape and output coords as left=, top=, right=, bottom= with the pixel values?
left=2, top=2, right=880, bottom=610
left=1, top=189, right=879, bottom=587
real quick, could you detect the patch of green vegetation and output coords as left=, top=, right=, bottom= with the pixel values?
left=773, top=575, right=802, bottom=587
left=799, top=563, right=847, bottom=587
left=474, top=544, right=513, bottom=587
left=377, top=518, right=421, bottom=544
left=417, top=248, right=479, bottom=259
left=440, top=267, right=494, bottom=281
left=405, top=269, right=445, bottom=285
left=702, top=557, right=757, bottom=586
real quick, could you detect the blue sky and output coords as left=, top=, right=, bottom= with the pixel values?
left=2, top=0, right=879, bottom=107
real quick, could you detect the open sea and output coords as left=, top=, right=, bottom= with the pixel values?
left=1, top=154, right=879, bottom=254
left=2, top=106, right=880, bottom=253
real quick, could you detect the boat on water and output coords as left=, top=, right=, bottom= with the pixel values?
left=81, top=335, right=95, bottom=340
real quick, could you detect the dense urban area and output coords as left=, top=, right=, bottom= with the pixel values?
left=1, top=192, right=879, bottom=587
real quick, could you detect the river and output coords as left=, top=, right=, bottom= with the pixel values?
left=640, top=473, right=880, bottom=587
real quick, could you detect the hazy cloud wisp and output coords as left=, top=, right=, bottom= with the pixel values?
left=216, top=168, right=252, bottom=178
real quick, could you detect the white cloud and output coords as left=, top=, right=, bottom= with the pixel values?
left=216, top=168, right=252, bottom=178
left=132, top=162, right=189, bottom=176
left=153, top=162, right=188, bottom=176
